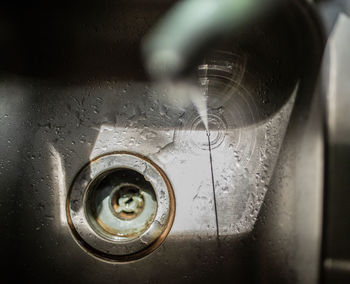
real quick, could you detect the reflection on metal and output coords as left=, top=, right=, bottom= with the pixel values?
left=326, top=13, right=350, bottom=143
left=67, top=152, right=175, bottom=261
left=90, top=125, right=175, bottom=161
left=324, top=259, right=350, bottom=272
left=208, top=83, right=298, bottom=235
left=49, top=144, right=68, bottom=227
left=323, top=13, right=350, bottom=281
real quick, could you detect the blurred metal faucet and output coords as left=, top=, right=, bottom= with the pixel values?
left=142, top=0, right=274, bottom=80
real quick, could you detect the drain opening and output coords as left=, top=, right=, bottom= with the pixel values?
left=67, top=152, right=175, bottom=262
left=85, top=168, right=157, bottom=239
left=111, top=184, right=145, bottom=220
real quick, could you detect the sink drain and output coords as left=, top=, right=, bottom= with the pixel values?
left=110, top=183, right=146, bottom=221
left=67, top=152, right=175, bottom=262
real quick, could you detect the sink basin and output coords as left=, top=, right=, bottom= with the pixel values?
left=0, top=0, right=324, bottom=283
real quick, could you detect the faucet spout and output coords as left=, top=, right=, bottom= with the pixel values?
left=142, top=0, right=274, bottom=80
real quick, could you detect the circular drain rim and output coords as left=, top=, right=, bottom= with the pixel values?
left=66, top=152, right=175, bottom=262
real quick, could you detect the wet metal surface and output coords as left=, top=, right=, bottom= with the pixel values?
left=0, top=0, right=324, bottom=283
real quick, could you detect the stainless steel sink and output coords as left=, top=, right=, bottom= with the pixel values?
left=0, top=0, right=324, bottom=283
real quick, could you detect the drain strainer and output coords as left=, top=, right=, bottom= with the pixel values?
left=67, top=152, right=175, bottom=262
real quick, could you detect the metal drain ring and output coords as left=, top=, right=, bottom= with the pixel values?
left=67, top=152, right=175, bottom=261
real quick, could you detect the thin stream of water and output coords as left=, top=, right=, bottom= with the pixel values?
left=190, top=90, right=209, bottom=131
left=207, top=130, right=219, bottom=236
